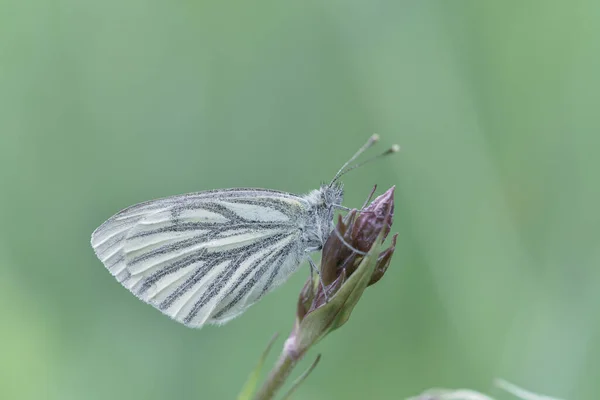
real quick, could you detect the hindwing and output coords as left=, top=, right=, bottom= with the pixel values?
left=91, top=189, right=309, bottom=328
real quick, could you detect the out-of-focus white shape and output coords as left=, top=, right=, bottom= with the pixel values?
left=495, top=378, right=565, bottom=400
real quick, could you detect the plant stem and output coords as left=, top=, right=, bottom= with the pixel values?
left=253, top=346, right=303, bottom=400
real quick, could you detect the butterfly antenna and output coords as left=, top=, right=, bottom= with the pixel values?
left=330, top=137, right=400, bottom=185
left=330, top=134, right=380, bottom=185
left=337, top=144, right=400, bottom=179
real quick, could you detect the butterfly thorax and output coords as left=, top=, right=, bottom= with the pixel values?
left=301, top=183, right=344, bottom=250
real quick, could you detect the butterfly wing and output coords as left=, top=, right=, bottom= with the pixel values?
left=91, top=189, right=308, bottom=328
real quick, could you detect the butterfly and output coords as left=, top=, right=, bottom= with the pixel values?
left=91, top=135, right=398, bottom=328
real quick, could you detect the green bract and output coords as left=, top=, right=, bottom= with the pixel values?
left=249, top=187, right=397, bottom=400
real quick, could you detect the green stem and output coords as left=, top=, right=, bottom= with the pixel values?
left=253, top=345, right=304, bottom=400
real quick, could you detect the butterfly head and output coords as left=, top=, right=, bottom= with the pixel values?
left=320, top=182, right=344, bottom=244
left=304, top=135, right=399, bottom=249
left=322, top=182, right=344, bottom=209
left=302, top=183, right=344, bottom=248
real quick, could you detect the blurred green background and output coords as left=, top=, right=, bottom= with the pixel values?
left=1, top=1, right=599, bottom=399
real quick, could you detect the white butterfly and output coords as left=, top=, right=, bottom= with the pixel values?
left=91, top=135, right=397, bottom=328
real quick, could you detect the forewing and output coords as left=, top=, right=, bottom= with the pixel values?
left=91, top=189, right=307, bottom=328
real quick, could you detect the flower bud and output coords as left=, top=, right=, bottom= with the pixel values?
left=288, top=186, right=397, bottom=357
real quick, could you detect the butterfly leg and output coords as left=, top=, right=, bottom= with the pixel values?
left=330, top=221, right=367, bottom=256
left=333, top=204, right=352, bottom=212
left=304, top=251, right=329, bottom=302
left=332, top=185, right=377, bottom=213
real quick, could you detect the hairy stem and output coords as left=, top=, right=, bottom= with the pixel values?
left=253, top=343, right=304, bottom=400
